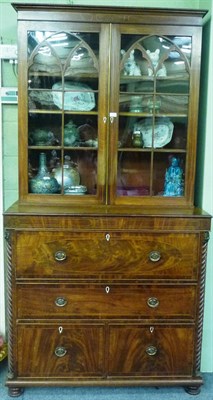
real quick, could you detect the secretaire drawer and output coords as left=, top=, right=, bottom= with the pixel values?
left=17, top=283, right=196, bottom=319
left=15, top=231, right=199, bottom=280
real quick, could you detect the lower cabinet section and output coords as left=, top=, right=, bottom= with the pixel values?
left=4, top=211, right=211, bottom=396
left=16, top=323, right=194, bottom=378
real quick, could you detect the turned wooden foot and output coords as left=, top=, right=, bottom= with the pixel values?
left=184, top=385, right=201, bottom=395
left=8, top=387, right=24, bottom=397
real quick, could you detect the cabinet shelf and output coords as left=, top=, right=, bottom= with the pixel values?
left=118, top=148, right=187, bottom=153
left=29, top=72, right=99, bottom=79
left=120, top=74, right=189, bottom=83
left=119, top=112, right=188, bottom=118
left=29, top=109, right=98, bottom=115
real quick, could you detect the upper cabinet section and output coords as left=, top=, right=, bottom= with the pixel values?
left=14, top=5, right=206, bottom=208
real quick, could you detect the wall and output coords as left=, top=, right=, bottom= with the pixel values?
left=196, top=0, right=213, bottom=374
left=0, top=0, right=212, bottom=372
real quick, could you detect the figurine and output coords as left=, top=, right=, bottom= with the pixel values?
left=146, top=49, right=167, bottom=77
left=163, top=156, right=184, bottom=197
left=132, top=130, right=143, bottom=148
left=64, top=120, right=79, bottom=146
left=121, top=49, right=141, bottom=76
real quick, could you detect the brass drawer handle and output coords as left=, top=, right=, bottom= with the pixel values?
left=54, top=250, right=67, bottom=262
left=146, top=346, right=157, bottom=356
left=147, top=297, right=159, bottom=308
left=55, top=346, right=67, bottom=358
left=55, top=297, right=67, bottom=307
left=149, top=250, right=161, bottom=262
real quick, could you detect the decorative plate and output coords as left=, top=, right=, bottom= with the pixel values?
left=134, top=117, right=174, bottom=148
left=64, top=185, right=87, bottom=195
left=52, top=82, right=95, bottom=111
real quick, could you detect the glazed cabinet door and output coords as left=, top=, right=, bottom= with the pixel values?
left=19, top=20, right=110, bottom=204
left=108, top=24, right=202, bottom=207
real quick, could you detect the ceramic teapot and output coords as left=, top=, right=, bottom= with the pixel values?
left=29, top=129, right=55, bottom=145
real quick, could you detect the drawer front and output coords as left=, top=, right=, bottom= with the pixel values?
left=108, top=324, right=194, bottom=376
left=17, top=284, right=196, bottom=319
left=16, top=231, right=199, bottom=279
left=17, top=324, right=105, bottom=377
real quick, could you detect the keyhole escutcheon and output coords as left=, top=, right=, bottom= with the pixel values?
left=105, top=233, right=110, bottom=241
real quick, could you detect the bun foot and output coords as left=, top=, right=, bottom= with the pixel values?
left=184, top=385, right=201, bottom=395
left=8, top=387, right=24, bottom=397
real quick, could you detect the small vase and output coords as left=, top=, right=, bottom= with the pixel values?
left=30, top=152, right=60, bottom=194
left=132, top=130, right=143, bottom=148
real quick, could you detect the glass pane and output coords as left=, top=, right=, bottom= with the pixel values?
left=153, top=153, right=185, bottom=197
left=27, top=30, right=99, bottom=197
left=28, top=113, right=62, bottom=146
left=64, top=115, right=98, bottom=148
left=117, top=151, right=151, bottom=196
left=28, top=148, right=97, bottom=195
left=118, top=33, right=190, bottom=199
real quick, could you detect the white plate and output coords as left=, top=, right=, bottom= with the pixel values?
left=52, top=82, right=95, bottom=111
left=64, top=185, right=87, bottom=195
left=134, top=118, right=174, bottom=148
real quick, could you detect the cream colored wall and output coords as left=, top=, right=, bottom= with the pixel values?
left=0, top=0, right=212, bottom=372
left=197, top=0, right=213, bottom=373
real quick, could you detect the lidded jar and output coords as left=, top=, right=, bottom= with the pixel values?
left=52, top=155, right=80, bottom=190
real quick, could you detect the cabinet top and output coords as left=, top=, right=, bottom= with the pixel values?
left=12, top=3, right=207, bottom=26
